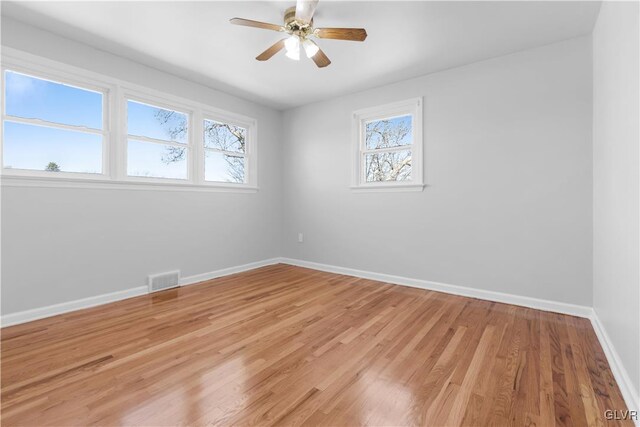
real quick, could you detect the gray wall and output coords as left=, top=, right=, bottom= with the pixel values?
left=0, top=20, right=604, bottom=317
left=593, top=1, right=640, bottom=400
left=282, top=36, right=593, bottom=306
left=1, top=19, right=283, bottom=314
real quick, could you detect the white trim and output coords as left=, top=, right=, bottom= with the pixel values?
left=127, top=134, right=189, bottom=148
left=3, top=115, right=104, bottom=136
left=179, top=258, right=281, bottom=286
left=350, top=183, right=426, bottom=193
left=3, top=256, right=636, bottom=419
left=1, top=258, right=281, bottom=327
left=277, top=257, right=593, bottom=318
left=351, top=97, right=424, bottom=190
left=123, top=94, right=193, bottom=182
left=590, top=310, right=640, bottom=419
left=1, top=47, right=258, bottom=192
left=201, top=113, right=257, bottom=188
left=0, top=286, right=147, bottom=328
left=0, top=174, right=258, bottom=192
left=280, top=257, right=638, bottom=414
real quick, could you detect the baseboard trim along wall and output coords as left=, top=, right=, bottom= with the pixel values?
left=1, top=257, right=592, bottom=325
left=279, top=257, right=638, bottom=414
left=590, top=311, right=640, bottom=420
left=178, top=258, right=281, bottom=287
left=0, top=258, right=281, bottom=328
left=2, top=257, right=636, bottom=415
left=0, top=286, right=148, bottom=328
left=278, top=257, right=593, bottom=318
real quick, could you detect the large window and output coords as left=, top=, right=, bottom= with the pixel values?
left=1, top=52, right=258, bottom=191
left=352, top=98, right=424, bottom=191
left=2, top=70, right=105, bottom=175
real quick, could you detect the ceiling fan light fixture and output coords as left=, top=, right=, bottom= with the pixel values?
left=230, top=0, right=367, bottom=67
left=302, top=38, right=319, bottom=58
left=284, top=35, right=301, bottom=60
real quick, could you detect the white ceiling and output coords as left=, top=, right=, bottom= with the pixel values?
left=2, top=1, right=601, bottom=110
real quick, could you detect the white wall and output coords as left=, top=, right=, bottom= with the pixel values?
left=592, top=0, right=640, bottom=403
left=0, top=18, right=283, bottom=314
left=282, top=36, right=593, bottom=306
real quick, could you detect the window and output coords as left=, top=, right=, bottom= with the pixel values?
left=2, top=70, right=105, bottom=175
left=126, top=99, right=189, bottom=180
left=352, top=98, right=423, bottom=191
left=1, top=50, right=258, bottom=191
left=203, top=119, right=247, bottom=184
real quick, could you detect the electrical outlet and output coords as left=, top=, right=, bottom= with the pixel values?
left=298, top=233, right=304, bottom=243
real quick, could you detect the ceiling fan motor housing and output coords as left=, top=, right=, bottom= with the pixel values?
left=284, top=6, right=313, bottom=35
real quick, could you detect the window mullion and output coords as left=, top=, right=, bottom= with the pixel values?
left=115, top=87, right=127, bottom=180
left=204, top=147, right=245, bottom=158
left=361, top=146, right=413, bottom=155
left=192, top=110, right=203, bottom=184
left=127, top=134, right=188, bottom=148
left=3, top=115, right=104, bottom=136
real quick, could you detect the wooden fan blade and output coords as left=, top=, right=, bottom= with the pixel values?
left=295, top=0, right=319, bottom=23
left=315, top=28, right=367, bottom=41
left=311, top=47, right=331, bottom=68
left=256, top=39, right=286, bottom=61
left=230, top=18, right=283, bottom=32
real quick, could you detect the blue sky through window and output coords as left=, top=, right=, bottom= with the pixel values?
left=127, top=139, right=187, bottom=179
left=3, top=121, right=102, bottom=173
left=3, top=69, right=244, bottom=181
left=365, top=115, right=412, bottom=150
left=3, top=70, right=103, bottom=173
left=6, top=71, right=102, bottom=129
left=127, top=100, right=187, bottom=144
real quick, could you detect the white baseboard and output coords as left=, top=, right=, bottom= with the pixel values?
left=4, top=256, right=636, bottom=418
left=278, top=257, right=593, bottom=318
left=1, top=286, right=147, bottom=328
left=0, top=258, right=640, bottom=416
left=590, top=310, right=640, bottom=419
left=279, top=257, right=639, bottom=415
left=1, top=258, right=281, bottom=328
left=179, top=258, right=281, bottom=286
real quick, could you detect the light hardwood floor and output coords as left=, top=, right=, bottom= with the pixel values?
left=1, top=264, right=631, bottom=426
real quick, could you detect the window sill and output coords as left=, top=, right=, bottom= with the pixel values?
left=350, top=183, right=425, bottom=193
left=0, top=175, right=259, bottom=193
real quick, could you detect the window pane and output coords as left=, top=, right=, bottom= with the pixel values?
left=365, top=150, right=412, bottom=182
left=203, top=119, right=245, bottom=153
left=127, top=100, right=187, bottom=144
left=3, top=121, right=102, bottom=173
left=205, top=151, right=245, bottom=183
left=365, top=115, right=412, bottom=150
left=5, top=70, right=103, bottom=130
left=127, top=139, right=187, bottom=179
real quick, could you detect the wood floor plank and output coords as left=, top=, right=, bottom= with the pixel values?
left=1, top=264, right=632, bottom=426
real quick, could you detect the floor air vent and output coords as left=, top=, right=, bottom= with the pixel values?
left=148, top=270, right=180, bottom=293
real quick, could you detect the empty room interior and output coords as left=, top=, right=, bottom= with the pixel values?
left=0, top=0, right=639, bottom=426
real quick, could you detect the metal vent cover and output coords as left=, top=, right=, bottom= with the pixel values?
left=148, top=270, right=180, bottom=293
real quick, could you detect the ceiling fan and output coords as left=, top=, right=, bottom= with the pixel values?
left=230, top=0, right=367, bottom=68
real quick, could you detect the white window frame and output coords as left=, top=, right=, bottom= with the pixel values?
left=351, top=97, right=424, bottom=192
left=0, top=48, right=258, bottom=192
left=1, top=61, right=112, bottom=181
left=124, top=93, right=193, bottom=184
left=201, top=111, right=257, bottom=187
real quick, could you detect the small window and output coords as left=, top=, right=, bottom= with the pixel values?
left=203, top=119, right=247, bottom=184
left=2, top=70, right=105, bottom=175
left=126, top=99, right=189, bottom=180
left=352, top=98, right=423, bottom=191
